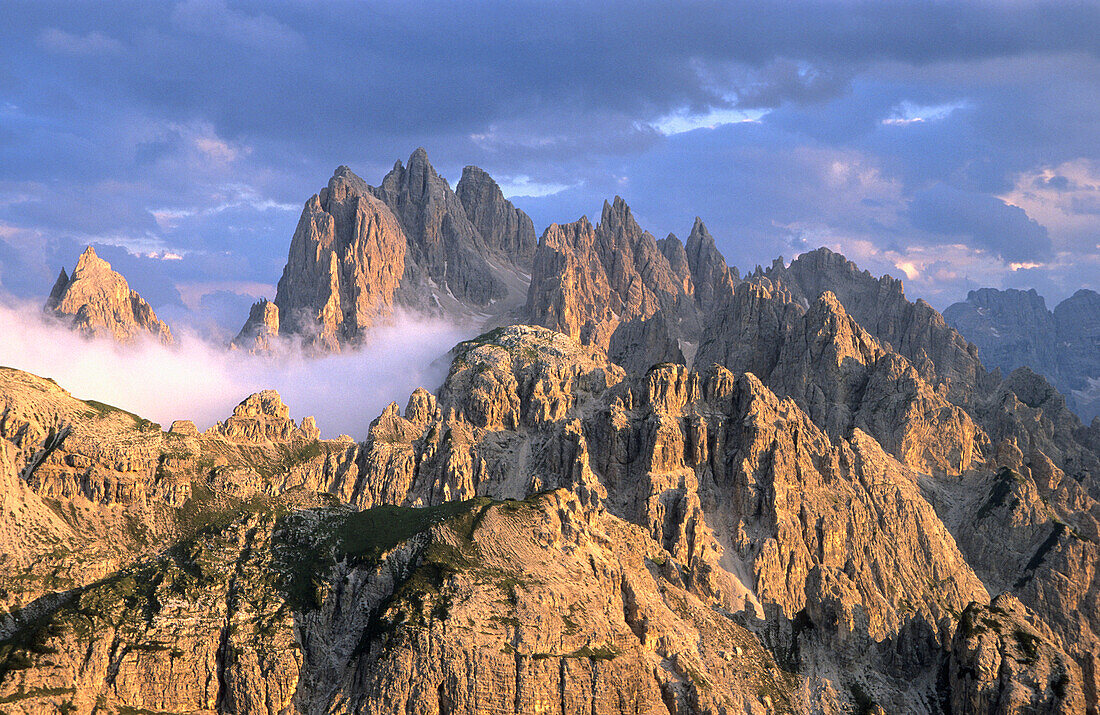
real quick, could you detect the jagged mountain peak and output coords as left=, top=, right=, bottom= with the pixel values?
left=456, top=163, right=537, bottom=265
left=73, top=244, right=108, bottom=273
left=598, top=194, right=641, bottom=234
left=44, top=245, right=173, bottom=345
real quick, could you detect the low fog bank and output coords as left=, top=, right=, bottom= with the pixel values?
left=0, top=300, right=471, bottom=439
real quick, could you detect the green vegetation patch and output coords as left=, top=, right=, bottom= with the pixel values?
left=977, top=467, right=1024, bottom=520
left=274, top=497, right=501, bottom=612
left=83, top=400, right=160, bottom=432
left=337, top=498, right=494, bottom=567
left=1013, top=629, right=1041, bottom=664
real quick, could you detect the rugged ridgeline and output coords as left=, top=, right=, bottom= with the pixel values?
left=9, top=153, right=1100, bottom=712
left=233, top=149, right=535, bottom=351
left=1, top=310, right=1099, bottom=712
left=944, top=287, right=1100, bottom=421
left=523, top=201, right=738, bottom=371
left=44, top=246, right=173, bottom=345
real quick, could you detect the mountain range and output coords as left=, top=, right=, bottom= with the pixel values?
left=944, top=288, right=1100, bottom=422
left=2, top=149, right=1098, bottom=714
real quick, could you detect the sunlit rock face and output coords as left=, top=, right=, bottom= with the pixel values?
left=45, top=246, right=173, bottom=345
left=6, top=157, right=1100, bottom=713
left=233, top=150, right=538, bottom=353
left=523, top=199, right=740, bottom=372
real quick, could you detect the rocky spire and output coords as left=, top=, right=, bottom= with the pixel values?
left=685, top=217, right=737, bottom=312
left=657, top=232, right=693, bottom=296
left=370, top=148, right=507, bottom=307
left=455, top=165, right=538, bottom=268
left=262, top=166, right=407, bottom=351
left=44, top=246, right=173, bottom=345
left=231, top=298, right=280, bottom=352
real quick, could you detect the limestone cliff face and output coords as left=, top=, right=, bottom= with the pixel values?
left=265, top=166, right=408, bottom=351
left=455, top=165, right=538, bottom=268
left=370, top=148, right=509, bottom=310
left=238, top=150, right=537, bottom=351
left=0, top=490, right=808, bottom=714
left=206, top=390, right=321, bottom=445
left=946, top=287, right=1100, bottom=421
left=524, top=198, right=731, bottom=371
left=946, top=596, right=1087, bottom=714
left=698, top=285, right=985, bottom=476
left=758, top=248, right=984, bottom=405
left=45, top=247, right=173, bottom=345
left=525, top=217, right=620, bottom=347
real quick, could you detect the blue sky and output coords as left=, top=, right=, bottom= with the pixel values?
left=3, top=0, right=1099, bottom=338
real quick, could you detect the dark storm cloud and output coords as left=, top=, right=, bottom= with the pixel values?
left=908, top=184, right=1052, bottom=263
left=1, top=0, right=1099, bottom=322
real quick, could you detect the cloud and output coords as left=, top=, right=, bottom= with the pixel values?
left=0, top=299, right=470, bottom=439
left=38, top=28, right=123, bottom=55
left=908, top=183, right=1052, bottom=263
left=882, top=100, right=969, bottom=126
left=495, top=176, right=578, bottom=199
left=1, top=0, right=1098, bottom=320
left=648, top=107, right=768, bottom=136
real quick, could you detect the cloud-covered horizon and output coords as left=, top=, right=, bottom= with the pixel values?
left=0, top=299, right=469, bottom=439
left=2, top=0, right=1099, bottom=321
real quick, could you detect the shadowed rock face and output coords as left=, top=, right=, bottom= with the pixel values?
left=945, top=287, right=1100, bottom=421
left=370, top=148, right=508, bottom=309
left=44, top=246, right=173, bottom=345
left=455, top=165, right=538, bottom=268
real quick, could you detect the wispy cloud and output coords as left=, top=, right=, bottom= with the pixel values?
left=38, top=28, right=124, bottom=56
left=496, top=176, right=578, bottom=198
left=648, top=107, right=768, bottom=136
left=882, top=100, right=969, bottom=126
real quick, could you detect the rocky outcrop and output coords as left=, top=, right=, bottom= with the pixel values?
left=946, top=287, right=1100, bottom=421
left=455, top=165, right=538, bottom=268
left=265, top=166, right=408, bottom=351
left=44, top=246, right=173, bottom=345
left=370, top=148, right=509, bottom=309
left=524, top=198, right=723, bottom=371
left=206, top=390, right=321, bottom=444
left=231, top=298, right=280, bottom=351
left=946, top=595, right=1086, bottom=714
left=698, top=285, right=985, bottom=476
left=757, top=248, right=984, bottom=405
